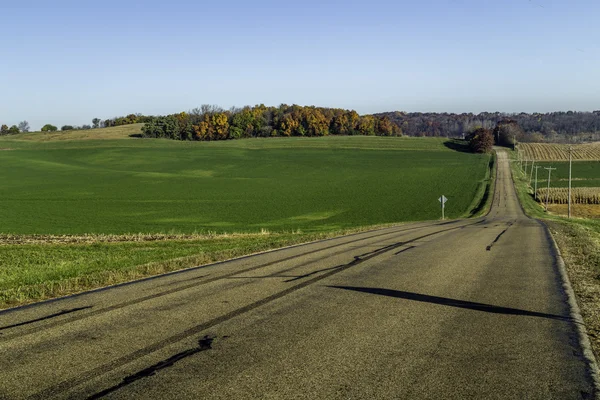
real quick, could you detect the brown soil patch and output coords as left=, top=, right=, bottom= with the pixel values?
left=547, top=204, right=600, bottom=219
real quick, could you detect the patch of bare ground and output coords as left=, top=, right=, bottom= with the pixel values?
left=547, top=204, right=600, bottom=219
left=547, top=221, right=600, bottom=356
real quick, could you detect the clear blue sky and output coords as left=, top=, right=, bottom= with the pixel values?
left=1, top=0, right=599, bottom=130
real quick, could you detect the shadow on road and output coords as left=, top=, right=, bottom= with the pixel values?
left=327, top=285, right=571, bottom=322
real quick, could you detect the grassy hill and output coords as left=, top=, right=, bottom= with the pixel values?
left=0, top=123, right=143, bottom=142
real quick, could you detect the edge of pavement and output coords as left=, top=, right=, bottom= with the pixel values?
left=502, top=147, right=600, bottom=398
left=543, top=224, right=600, bottom=398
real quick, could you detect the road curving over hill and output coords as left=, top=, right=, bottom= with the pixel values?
left=0, top=149, right=597, bottom=399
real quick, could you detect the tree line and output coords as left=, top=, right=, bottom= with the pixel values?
left=5, top=108, right=600, bottom=142
left=0, top=121, right=30, bottom=135
left=377, top=111, right=600, bottom=142
left=141, top=104, right=402, bottom=140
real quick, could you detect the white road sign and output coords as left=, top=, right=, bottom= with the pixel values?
left=439, top=195, right=447, bottom=220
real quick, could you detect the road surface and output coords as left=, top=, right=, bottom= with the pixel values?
left=0, top=150, right=596, bottom=399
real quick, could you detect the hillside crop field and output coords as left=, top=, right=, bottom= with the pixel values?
left=535, top=187, right=600, bottom=205
left=519, top=142, right=600, bottom=161
left=0, top=136, right=491, bottom=235
left=528, top=161, right=600, bottom=188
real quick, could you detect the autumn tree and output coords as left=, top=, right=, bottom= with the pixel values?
left=0, top=125, right=8, bottom=135
left=467, top=128, right=494, bottom=153
left=357, top=115, right=376, bottom=136
left=331, top=111, right=349, bottom=135
left=303, top=107, right=329, bottom=136
left=173, top=112, right=193, bottom=140
left=212, top=113, right=230, bottom=139
left=376, top=115, right=401, bottom=136
left=279, top=113, right=299, bottom=136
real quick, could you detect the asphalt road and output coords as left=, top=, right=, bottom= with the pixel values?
left=0, top=149, right=596, bottom=399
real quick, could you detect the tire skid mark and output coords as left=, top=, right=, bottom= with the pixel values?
left=1, top=221, right=465, bottom=341
left=155, top=274, right=209, bottom=288
left=31, top=221, right=478, bottom=400
left=0, top=307, right=92, bottom=333
left=394, top=245, right=417, bottom=256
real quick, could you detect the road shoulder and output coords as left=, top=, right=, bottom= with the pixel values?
left=507, top=147, right=600, bottom=396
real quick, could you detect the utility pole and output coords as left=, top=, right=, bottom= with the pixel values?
left=534, top=166, right=541, bottom=200
left=544, top=167, right=557, bottom=212
left=524, top=159, right=528, bottom=175
left=568, top=146, right=573, bottom=218
left=529, top=160, right=535, bottom=186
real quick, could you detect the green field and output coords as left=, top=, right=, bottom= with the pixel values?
left=0, top=136, right=491, bottom=235
left=526, top=161, right=600, bottom=188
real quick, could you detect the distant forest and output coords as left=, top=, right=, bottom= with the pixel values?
left=141, top=107, right=600, bottom=143
left=375, top=111, right=600, bottom=143
left=5, top=107, right=600, bottom=144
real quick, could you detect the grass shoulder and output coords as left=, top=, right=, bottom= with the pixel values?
left=465, top=151, right=496, bottom=218
left=0, top=224, right=401, bottom=310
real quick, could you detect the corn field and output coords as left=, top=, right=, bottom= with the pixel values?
left=519, top=143, right=600, bottom=161
left=535, top=187, right=600, bottom=204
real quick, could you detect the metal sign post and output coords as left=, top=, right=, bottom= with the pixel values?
left=438, top=195, right=448, bottom=220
